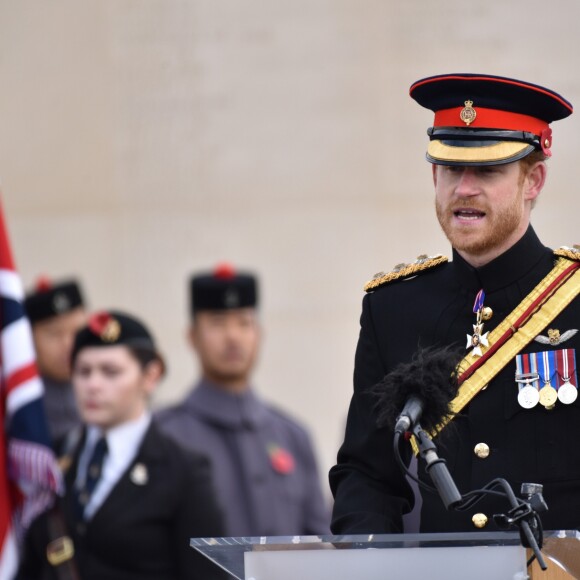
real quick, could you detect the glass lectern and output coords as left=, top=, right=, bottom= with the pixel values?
left=191, top=530, right=580, bottom=579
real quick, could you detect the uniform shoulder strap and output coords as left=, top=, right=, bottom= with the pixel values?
left=554, top=245, right=580, bottom=261
left=364, top=254, right=448, bottom=292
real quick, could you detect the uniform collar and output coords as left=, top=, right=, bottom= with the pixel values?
left=451, top=226, right=549, bottom=293
left=185, top=379, right=267, bottom=429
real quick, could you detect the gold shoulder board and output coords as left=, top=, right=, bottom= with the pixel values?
left=364, top=254, right=448, bottom=292
left=554, top=245, right=580, bottom=261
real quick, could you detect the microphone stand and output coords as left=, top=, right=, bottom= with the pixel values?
left=410, top=422, right=547, bottom=571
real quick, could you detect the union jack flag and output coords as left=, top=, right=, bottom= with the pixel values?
left=0, top=196, right=61, bottom=578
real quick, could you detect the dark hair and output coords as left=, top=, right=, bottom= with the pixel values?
left=125, top=345, right=166, bottom=376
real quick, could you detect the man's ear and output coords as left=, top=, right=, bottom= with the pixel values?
left=432, top=163, right=438, bottom=187
left=523, top=161, right=547, bottom=203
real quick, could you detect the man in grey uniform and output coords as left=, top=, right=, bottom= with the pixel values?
left=25, top=277, right=87, bottom=444
left=156, top=263, right=330, bottom=537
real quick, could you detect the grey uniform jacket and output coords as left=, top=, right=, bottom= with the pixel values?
left=156, top=381, right=331, bottom=537
left=42, top=376, right=81, bottom=444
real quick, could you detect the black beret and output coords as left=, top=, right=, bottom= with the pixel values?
left=190, top=263, right=258, bottom=315
left=409, top=73, right=573, bottom=166
left=72, top=310, right=157, bottom=362
left=25, top=277, right=85, bottom=323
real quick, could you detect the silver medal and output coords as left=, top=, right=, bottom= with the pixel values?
left=517, top=385, right=540, bottom=409
left=557, top=381, right=578, bottom=405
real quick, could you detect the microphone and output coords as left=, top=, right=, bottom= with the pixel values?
left=373, top=345, right=463, bottom=434
left=394, top=395, right=424, bottom=434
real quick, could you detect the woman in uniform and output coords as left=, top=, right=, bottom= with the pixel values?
left=19, top=310, right=227, bottom=580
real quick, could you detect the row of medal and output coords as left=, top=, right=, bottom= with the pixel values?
left=466, top=290, right=578, bottom=410
left=515, top=349, right=578, bottom=409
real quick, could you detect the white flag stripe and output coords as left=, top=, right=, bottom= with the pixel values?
left=0, top=268, right=24, bottom=302
left=6, top=376, right=44, bottom=417
left=1, top=318, right=37, bottom=378
left=0, top=528, right=18, bottom=580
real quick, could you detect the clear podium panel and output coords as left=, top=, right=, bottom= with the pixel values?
left=191, top=532, right=549, bottom=580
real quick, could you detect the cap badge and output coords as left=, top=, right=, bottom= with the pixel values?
left=88, top=312, right=122, bottom=342
left=53, top=292, right=71, bottom=314
left=460, top=100, right=477, bottom=126
left=224, top=288, right=240, bottom=308
left=101, top=319, right=121, bottom=342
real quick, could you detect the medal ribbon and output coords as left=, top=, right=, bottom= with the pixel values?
left=537, top=350, right=556, bottom=387
left=568, top=349, right=577, bottom=387
left=515, top=353, right=523, bottom=377
left=556, top=348, right=577, bottom=386
left=515, top=353, right=539, bottom=390
left=473, top=289, right=485, bottom=314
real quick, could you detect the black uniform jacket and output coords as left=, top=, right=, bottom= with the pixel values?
left=329, top=227, right=580, bottom=534
left=18, top=421, right=228, bottom=580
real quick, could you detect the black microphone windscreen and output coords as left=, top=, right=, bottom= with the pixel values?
left=372, top=345, right=463, bottom=433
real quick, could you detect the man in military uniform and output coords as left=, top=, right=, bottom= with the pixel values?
left=329, top=74, right=580, bottom=533
left=25, top=277, right=87, bottom=443
left=156, top=264, right=330, bottom=536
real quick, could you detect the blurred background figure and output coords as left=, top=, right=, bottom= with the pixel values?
left=24, top=277, right=87, bottom=444
left=157, top=263, right=331, bottom=537
left=18, top=309, right=226, bottom=580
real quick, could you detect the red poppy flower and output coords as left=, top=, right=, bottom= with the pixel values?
left=268, top=444, right=295, bottom=475
left=88, top=312, right=113, bottom=336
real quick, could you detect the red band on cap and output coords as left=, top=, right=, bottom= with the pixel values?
left=434, top=106, right=548, bottom=136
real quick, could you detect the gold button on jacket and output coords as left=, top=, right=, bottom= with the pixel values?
left=473, top=442, right=490, bottom=459
left=472, top=513, right=488, bottom=528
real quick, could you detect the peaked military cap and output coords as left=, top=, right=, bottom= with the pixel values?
left=71, top=310, right=158, bottom=362
left=190, top=263, right=258, bottom=314
left=25, top=276, right=85, bottom=323
left=409, top=73, right=573, bottom=166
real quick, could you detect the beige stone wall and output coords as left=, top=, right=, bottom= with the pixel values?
left=1, top=0, right=579, bottom=502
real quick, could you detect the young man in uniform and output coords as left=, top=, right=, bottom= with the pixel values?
left=157, top=264, right=330, bottom=537
left=25, top=277, right=87, bottom=443
left=330, top=74, right=580, bottom=533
